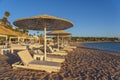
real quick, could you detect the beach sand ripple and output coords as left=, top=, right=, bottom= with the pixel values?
left=60, top=47, right=120, bottom=80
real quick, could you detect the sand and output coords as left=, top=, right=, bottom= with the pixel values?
left=0, top=44, right=120, bottom=80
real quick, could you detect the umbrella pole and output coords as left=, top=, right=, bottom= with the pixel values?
left=18, top=37, right=19, bottom=44
left=6, top=36, right=8, bottom=47
left=62, top=37, right=64, bottom=47
left=6, top=36, right=7, bottom=41
left=57, top=34, right=59, bottom=51
left=44, top=20, right=47, bottom=61
left=9, top=37, right=11, bottom=44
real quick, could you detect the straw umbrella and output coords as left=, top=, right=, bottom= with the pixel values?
left=0, top=24, right=18, bottom=36
left=0, top=24, right=31, bottom=44
left=59, top=35, right=71, bottom=48
left=13, top=15, right=73, bottom=60
left=47, top=30, right=71, bottom=50
left=0, top=24, right=19, bottom=43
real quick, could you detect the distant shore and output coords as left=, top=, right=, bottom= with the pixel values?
left=0, top=42, right=120, bottom=79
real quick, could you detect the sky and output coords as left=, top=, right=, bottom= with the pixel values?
left=0, top=0, right=120, bottom=37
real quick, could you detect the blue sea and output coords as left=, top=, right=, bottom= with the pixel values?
left=84, top=42, right=120, bottom=53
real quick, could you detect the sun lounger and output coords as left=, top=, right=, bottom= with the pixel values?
left=46, top=55, right=65, bottom=63
left=0, top=48, right=11, bottom=55
left=10, top=44, right=27, bottom=49
left=12, top=50, right=61, bottom=72
left=32, top=48, right=65, bottom=63
left=0, top=45, right=11, bottom=55
left=63, top=48, right=73, bottom=51
left=10, top=44, right=27, bottom=53
left=29, top=44, right=43, bottom=49
left=47, top=45, right=68, bottom=55
left=0, top=45, right=7, bottom=48
left=67, top=46, right=76, bottom=49
left=62, top=44, right=76, bottom=51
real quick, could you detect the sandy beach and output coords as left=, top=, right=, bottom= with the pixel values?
left=0, top=43, right=120, bottom=80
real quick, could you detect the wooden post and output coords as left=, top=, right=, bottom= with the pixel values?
left=57, top=34, right=59, bottom=51
left=62, top=37, right=64, bottom=47
left=44, top=20, right=46, bottom=60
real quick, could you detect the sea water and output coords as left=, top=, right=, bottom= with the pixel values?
left=84, top=42, right=120, bottom=53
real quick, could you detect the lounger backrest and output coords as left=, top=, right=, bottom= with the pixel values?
left=47, top=45, right=54, bottom=53
left=34, top=49, right=43, bottom=54
left=18, top=50, right=33, bottom=65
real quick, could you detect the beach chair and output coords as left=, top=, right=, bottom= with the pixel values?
left=62, top=43, right=76, bottom=51
left=0, top=45, right=11, bottom=55
left=64, top=43, right=76, bottom=49
left=0, top=48, right=11, bottom=55
left=34, top=49, right=44, bottom=54
left=47, top=45, right=68, bottom=55
left=10, top=44, right=27, bottom=53
left=29, top=43, right=43, bottom=49
left=12, top=50, right=61, bottom=72
left=32, top=48, right=65, bottom=63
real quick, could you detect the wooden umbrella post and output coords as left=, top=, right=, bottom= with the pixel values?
left=57, top=34, right=60, bottom=51
left=62, top=37, right=64, bottom=47
left=43, top=20, right=47, bottom=61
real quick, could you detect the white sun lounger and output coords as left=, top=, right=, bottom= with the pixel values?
left=32, top=48, right=65, bottom=63
left=0, top=48, right=11, bottom=55
left=10, top=44, right=27, bottom=53
left=47, top=45, right=68, bottom=55
left=12, top=50, right=61, bottom=72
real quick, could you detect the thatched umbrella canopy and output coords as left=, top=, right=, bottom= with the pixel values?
left=47, top=30, right=71, bottom=35
left=13, top=15, right=73, bottom=60
left=47, top=30, right=71, bottom=49
left=16, top=32, right=30, bottom=38
left=13, top=15, right=73, bottom=30
left=0, top=35, right=7, bottom=41
left=0, top=24, right=18, bottom=36
left=0, top=24, right=31, bottom=44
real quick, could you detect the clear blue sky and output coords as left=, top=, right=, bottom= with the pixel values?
left=0, top=0, right=120, bottom=37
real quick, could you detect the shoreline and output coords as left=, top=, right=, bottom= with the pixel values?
left=73, top=41, right=120, bottom=54
left=0, top=42, right=120, bottom=79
